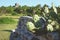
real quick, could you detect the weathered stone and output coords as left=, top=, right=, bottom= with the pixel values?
left=10, top=16, right=59, bottom=40
left=10, top=16, right=36, bottom=40
left=47, top=32, right=59, bottom=40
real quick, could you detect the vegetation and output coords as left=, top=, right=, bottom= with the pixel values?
left=0, top=24, right=17, bottom=40
left=0, top=3, right=60, bottom=40
left=0, top=4, right=60, bottom=16
left=0, top=17, right=16, bottom=24
left=0, top=17, right=18, bottom=40
left=26, top=14, right=60, bottom=33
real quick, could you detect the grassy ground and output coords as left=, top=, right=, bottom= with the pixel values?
left=0, top=16, right=20, bottom=40
left=0, top=24, right=17, bottom=40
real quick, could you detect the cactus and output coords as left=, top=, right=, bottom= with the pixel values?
left=33, top=14, right=40, bottom=22
left=47, top=24, right=54, bottom=32
left=26, top=14, right=60, bottom=32
left=26, top=22, right=36, bottom=32
left=26, top=4, right=59, bottom=32
left=52, top=3, right=57, bottom=14
left=44, top=6, right=49, bottom=14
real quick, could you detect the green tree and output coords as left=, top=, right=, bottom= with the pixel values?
left=6, top=6, right=14, bottom=13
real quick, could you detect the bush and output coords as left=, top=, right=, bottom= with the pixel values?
left=11, top=12, right=18, bottom=16
left=0, top=17, right=16, bottom=24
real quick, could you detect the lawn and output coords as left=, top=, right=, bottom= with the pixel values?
left=0, top=24, right=18, bottom=40
left=0, top=16, right=20, bottom=40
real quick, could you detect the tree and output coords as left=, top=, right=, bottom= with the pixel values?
left=0, top=6, right=6, bottom=13
left=6, top=6, right=14, bottom=13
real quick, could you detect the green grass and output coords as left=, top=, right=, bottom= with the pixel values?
left=0, top=16, right=19, bottom=40
left=0, top=24, right=17, bottom=40
left=0, top=14, right=28, bottom=40
left=0, top=17, right=16, bottom=24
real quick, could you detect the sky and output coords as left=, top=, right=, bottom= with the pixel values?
left=0, top=0, right=60, bottom=7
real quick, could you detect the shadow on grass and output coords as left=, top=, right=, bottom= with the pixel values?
left=1, top=30, right=12, bottom=32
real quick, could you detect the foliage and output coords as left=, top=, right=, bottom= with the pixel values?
left=11, top=12, right=18, bottom=16
left=33, top=14, right=40, bottom=22
left=6, top=6, right=14, bottom=13
left=0, top=17, right=16, bottom=24
left=0, top=4, right=60, bottom=16
left=26, top=9, right=60, bottom=32
left=47, top=24, right=54, bottom=32
left=26, top=22, right=36, bottom=32
left=0, top=3, right=60, bottom=40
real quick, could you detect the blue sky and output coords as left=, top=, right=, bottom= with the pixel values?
left=0, top=0, right=60, bottom=7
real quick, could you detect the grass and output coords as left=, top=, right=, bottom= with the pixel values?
left=0, top=16, right=20, bottom=40
left=0, top=24, right=17, bottom=40
left=0, top=17, right=16, bottom=24
left=0, top=14, right=28, bottom=40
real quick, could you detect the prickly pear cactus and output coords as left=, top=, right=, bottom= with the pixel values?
left=33, top=14, right=40, bottom=22
left=26, top=22, right=36, bottom=32
left=52, top=3, right=57, bottom=14
left=44, top=6, right=49, bottom=14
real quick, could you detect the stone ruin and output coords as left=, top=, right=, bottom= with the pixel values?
left=10, top=16, right=59, bottom=40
